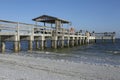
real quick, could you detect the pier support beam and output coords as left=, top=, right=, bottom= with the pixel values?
left=102, top=37, right=105, bottom=43
left=40, top=40, right=44, bottom=50
left=85, top=31, right=90, bottom=44
left=75, top=37, right=78, bottom=46
left=28, top=40, right=33, bottom=51
left=67, top=37, right=70, bottom=47
left=52, top=40, right=57, bottom=49
left=85, top=37, right=87, bottom=44
left=92, top=39, right=96, bottom=44
left=57, top=40, right=60, bottom=47
left=84, top=37, right=87, bottom=44
left=40, top=37, right=45, bottom=50
left=94, top=39, right=96, bottom=43
left=28, top=36, right=33, bottom=51
left=61, top=36, right=64, bottom=48
left=82, top=37, right=85, bottom=45
left=35, top=40, right=39, bottom=49
left=18, top=42, right=21, bottom=51
left=52, top=36, right=57, bottom=49
left=1, top=41, right=5, bottom=53
left=14, top=41, right=19, bottom=52
left=14, top=41, right=21, bottom=52
left=70, top=37, right=74, bottom=47
left=112, top=36, right=115, bottom=43
left=79, top=38, right=82, bottom=45
left=89, top=39, right=91, bottom=44
left=14, top=36, right=20, bottom=53
left=44, top=40, right=47, bottom=49
left=86, top=37, right=90, bottom=44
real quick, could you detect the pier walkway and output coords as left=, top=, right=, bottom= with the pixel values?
left=0, top=15, right=95, bottom=53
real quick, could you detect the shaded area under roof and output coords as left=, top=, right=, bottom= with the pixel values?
left=32, top=15, right=70, bottom=24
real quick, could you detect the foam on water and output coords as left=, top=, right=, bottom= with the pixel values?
left=3, top=39, right=120, bottom=66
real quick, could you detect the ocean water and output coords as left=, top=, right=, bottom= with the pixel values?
left=2, top=39, right=120, bottom=65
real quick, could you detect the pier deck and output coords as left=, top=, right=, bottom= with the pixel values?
left=0, top=15, right=104, bottom=53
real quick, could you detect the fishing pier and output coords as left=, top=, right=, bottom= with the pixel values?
left=95, top=32, right=116, bottom=43
left=0, top=15, right=115, bottom=53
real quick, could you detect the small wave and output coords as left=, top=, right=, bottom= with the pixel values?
left=106, top=50, right=120, bottom=54
left=113, top=51, right=120, bottom=54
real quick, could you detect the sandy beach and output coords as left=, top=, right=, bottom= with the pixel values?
left=0, top=52, right=120, bottom=80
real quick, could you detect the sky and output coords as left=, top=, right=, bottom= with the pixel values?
left=0, top=0, right=120, bottom=38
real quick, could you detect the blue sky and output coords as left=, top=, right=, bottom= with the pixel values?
left=0, top=0, right=120, bottom=37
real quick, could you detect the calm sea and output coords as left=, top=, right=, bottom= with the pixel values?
left=3, top=39, right=120, bottom=65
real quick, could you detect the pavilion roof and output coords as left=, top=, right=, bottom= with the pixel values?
left=32, top=15, right=70, bottom=24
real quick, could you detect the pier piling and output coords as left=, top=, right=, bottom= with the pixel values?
left=35, top=40, right=39, bottom=49
left=79, top=38, right=82, bottom=45
left=67, top=37, right=70, bottom=47
left=28, top=40, right=33, bottom=51
left=52, top=36, right=58, bottom=49
left=61, top=36, right=64, bottom=48
left=1, top=41, right=5, bottom=53
left=14, top=41, right=19, bottom=53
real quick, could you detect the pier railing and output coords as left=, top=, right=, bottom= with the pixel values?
left=34, top=26, right=52, bottom=35
left=0, top=20, right=33, bottom=35
left=0, top=20, right=73, bottom=37
left=0, top=19, right=92, bottom=37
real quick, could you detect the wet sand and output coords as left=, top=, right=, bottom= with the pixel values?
left=0, top=53, right=120, bottom=80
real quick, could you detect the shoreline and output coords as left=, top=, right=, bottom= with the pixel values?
left=0, top=53, right=120, bottom=80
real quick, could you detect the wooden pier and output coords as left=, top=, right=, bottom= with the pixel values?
left=0, top=15, right=96, bottom=53
left=95, top=32, right=116, bottom=43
